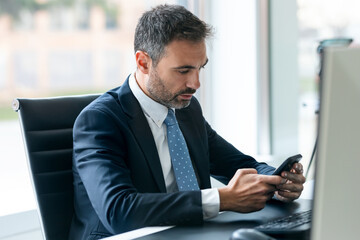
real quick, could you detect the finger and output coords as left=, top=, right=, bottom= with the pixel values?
left=281, top=171, right=306, bottom=184
left=277, top=190, right=301, bottom=200
left=267, top=192, right=275, bottom=201
left=228, top=168, right=259, bottom=186
left=229, top=168, right=258, bottom=186
left=259, top=175, right=287, bottom=185
left=292, top=163, right=304, bottom=174
left=277, top=182, right=304, bottom=192
left=236, top=168, right=258, bottom=176
left=275, top=191, right=293, bottom=203
left=264, top=184, right=278, bottom=194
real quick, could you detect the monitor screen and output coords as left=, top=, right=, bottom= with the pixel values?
left=311, top=47, right=360, bottom=239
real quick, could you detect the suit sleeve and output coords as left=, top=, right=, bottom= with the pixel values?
left=73, top=107, right=203, bottom=234
left=206, top=121, right=275, bottom=185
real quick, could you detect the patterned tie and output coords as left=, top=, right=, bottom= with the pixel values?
left=164, top=109, right=200, bottom=191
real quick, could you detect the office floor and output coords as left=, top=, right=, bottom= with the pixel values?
left=0, top=226, right=42, bottom=240
left=0, top=120, right=37, bottom=216
left=0, top=210, right=41, bottom=240
left=0, top=121, right=42, bottom=240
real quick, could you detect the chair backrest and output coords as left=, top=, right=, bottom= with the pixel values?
left=12, top=94, right=100, bottom=240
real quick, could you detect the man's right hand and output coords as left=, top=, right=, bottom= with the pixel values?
left=218, top=169, right=286, bottom=213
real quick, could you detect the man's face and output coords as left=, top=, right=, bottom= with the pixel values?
left=145, top=40, right=208, bottom=109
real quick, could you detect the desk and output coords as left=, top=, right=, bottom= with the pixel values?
left=105, top=199, right=312, bottom=240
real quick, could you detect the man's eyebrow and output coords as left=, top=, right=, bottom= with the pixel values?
left=173, top=65, right=196, bottom=70
left=173, top=58, right=209, bottom=70
left=202, top=58, right=209, bottom=68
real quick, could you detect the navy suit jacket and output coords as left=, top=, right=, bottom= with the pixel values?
left=68, top=77, right=275, bottom=240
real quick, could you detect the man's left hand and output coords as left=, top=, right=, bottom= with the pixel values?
left=275, top=163, right=306, bottom=202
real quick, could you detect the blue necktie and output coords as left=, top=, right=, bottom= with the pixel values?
left=164, top=109, right=200, bottom=191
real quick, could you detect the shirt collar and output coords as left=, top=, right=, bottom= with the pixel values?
left=129, top=72, right=169, bottom=128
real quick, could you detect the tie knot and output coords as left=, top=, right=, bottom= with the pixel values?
left=164, top=109, right=177, bottom=126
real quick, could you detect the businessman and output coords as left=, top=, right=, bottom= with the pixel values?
left=69, top=4, right=305, bottom=240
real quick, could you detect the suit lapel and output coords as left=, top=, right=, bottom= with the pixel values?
left=117, top=78, right=167, bottom=192
left=128, top=116, right=167, bottom=192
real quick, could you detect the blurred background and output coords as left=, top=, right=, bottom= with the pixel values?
left=0, top=0, right=359, bottom=239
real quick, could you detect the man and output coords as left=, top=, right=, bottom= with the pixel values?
left=69, top=4, right=305, bottom=240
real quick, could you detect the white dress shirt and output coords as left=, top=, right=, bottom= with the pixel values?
left=129, top=73, right=219, bottom=219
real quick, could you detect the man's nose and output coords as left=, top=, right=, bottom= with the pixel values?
left=186, top=71, right=201, bottom=90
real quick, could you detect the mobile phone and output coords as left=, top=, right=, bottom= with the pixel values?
left=272, top=154, right=302, bottom=175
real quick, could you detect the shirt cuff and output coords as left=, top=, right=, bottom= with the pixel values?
left=201, top=188, right=220, bottom=220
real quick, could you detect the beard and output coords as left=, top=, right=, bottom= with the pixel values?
left=146, top=68, right=196, bottom=109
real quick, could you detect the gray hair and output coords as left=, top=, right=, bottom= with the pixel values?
left=134, top=4, right=213, bottom=66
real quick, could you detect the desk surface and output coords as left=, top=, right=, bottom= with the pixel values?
left=131, top=199, right=312, bottom=240
left=104, top=181, right=314, bottom=240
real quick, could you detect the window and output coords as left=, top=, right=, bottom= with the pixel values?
left=297, top=0, right=360, bottom=177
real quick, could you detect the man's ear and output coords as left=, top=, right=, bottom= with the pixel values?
left=135, top=51, right=151, bottom=74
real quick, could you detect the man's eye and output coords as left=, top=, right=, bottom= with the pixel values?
left=178, top=70, right=190, bottom=74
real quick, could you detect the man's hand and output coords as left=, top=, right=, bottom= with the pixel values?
left=275, top=163, right=306, bottom=202
left=218, top=169, right=286, bottom=213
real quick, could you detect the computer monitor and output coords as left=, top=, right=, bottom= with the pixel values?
left=311, top=47, right=360, bottom=239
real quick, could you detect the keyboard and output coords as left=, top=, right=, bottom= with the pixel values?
left=255, top=210, right=312, bottom=236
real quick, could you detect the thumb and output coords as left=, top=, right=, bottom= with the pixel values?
left=260, top=175, right=287, bottom=185
left=236, top=168, right=258, bottom=176
left=228, top=168, right=258, bottom=186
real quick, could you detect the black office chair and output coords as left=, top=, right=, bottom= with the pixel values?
left=12, top=94, right=100, bottom=240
